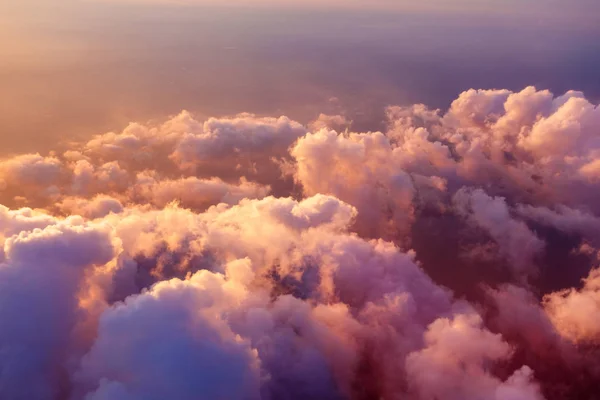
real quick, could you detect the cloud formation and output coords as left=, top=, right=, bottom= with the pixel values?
left=1, top=86, right=599, bottom=400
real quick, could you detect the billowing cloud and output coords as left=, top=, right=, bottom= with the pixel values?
left=453, top=188, right=544, bottom=278
left=291, top=129, right=417, bottom=241
left=171, top=114, right=306, bottom=185
left=1, top=86, right=600, bottom=400
left=406, top=312, right=544, bottom=400
left=544, top=268, right=600, bottom=344
left=75, top=269, right=262, bottom=400
left=0, top=217, right=115, bottom=399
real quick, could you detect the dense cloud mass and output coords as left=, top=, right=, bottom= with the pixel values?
left=1, top=87, right=600, bottom=400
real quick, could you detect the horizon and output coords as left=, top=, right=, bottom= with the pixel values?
left=1, top=0, right=599, bottom=154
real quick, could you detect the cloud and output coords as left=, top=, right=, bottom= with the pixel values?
left=544, top=268, right=600, bottom=344
left=291, top=129, right=417, bottom=241
left=56, top=195, right=124, bottom=219
left=308, top=114, right=352, bottom=132
left=0, top=153, right=62, bottom=188
left=453, top=188, right=545, bottom=278
left=1, top=86, right=600, bottom=399
left=128, top=175, right=270, bottom=211
left=406, top=312, right=544, bottom=400
left=0, top=217, right=115, bottom=399
left=75, top=270, right=262, bottom=400
left=517, top=204, right=600, bottom=243
left=171, top=114, right=306, bottom=183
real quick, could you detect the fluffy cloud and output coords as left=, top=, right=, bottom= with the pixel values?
left=406, top=312, right=543, bottom=400
left=128, top=175, right=270, bottom=211
left=171, top=114, right=306, bottom=184
left=453, top=188, right=545, bottom=278
left=1, top=86, right=600, bottom=399
left=291, top=129, right=417, bottom=241
left=75, top=270, right=262, bottom=400
left=56, top=195, right=125, bottom=219
left=544, top=268, right=600, bottom=344
left=0, top=217, right=115, bottom=400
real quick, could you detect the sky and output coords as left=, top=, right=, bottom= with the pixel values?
left=2, top=2, right=600, bottom=400
left=1, top=0, right=599, bottom=153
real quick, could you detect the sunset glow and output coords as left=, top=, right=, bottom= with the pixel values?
left=1, top=1, right=600, bottom=400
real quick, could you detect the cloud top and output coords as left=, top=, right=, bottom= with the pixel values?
left=1, top=86, right=599, bottom=399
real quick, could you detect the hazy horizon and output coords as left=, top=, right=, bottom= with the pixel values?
left=1, top=0, right=599, bottom=154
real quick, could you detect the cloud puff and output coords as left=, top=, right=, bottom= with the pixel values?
left=128, top=175, right=270, bottom=211
left=56, top=195, right=125, bottom=219
left=75, top=270, right=262, bottom=400
left=0, top=153, right=62, bottom=188
left=291, top=129, right=417, bottom=241
left=453, top=188, right=545, bottom=278
left=544, top=268, right=600, bottom=344
left=406, top=312, right=543, bottom=400
left=171, top=114, right=306, bottom=184
left=0, top=218, right=115, bottom=400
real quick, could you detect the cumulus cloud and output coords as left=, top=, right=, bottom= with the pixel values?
left=0, top=218, right=115, bottom=399
left=406, top=312, right=543, bottom=400
left=453, top=188, right=545, bottom=278
left=171, top=114, right=306, bottom=183
left=128, top=175, right=270, bottom=211
left=56, top=195, right=124, bottom=219
left=291, top=129, right=417, bottom=241
left=517, top=204, right=600, bottom=243
left=1, top=86, right=600, bottom=400
left=75, top=270, right=262, bottom=400
left=308, top=114, right=352, bottom=132
left=544, top=268, right=600, bottom=344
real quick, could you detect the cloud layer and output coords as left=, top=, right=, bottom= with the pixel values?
left=1, top=86, right=599, bottom=399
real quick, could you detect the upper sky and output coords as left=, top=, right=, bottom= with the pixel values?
left=1, top=0, right=599, bottom=153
